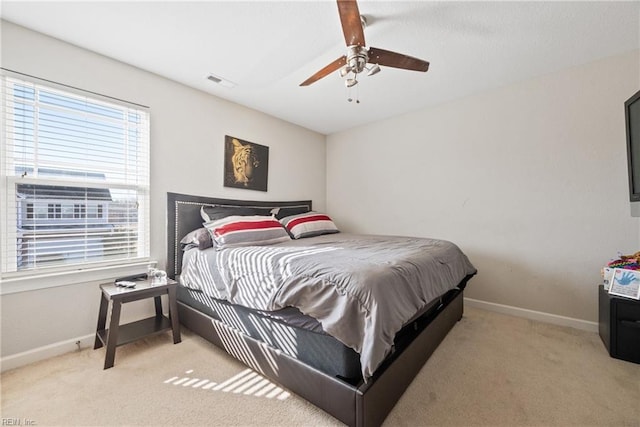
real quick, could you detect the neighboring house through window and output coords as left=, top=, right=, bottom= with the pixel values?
left=1, top=72, right=150, bottom=279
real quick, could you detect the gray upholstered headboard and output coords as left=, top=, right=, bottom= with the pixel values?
left=166, top=192, right=312, bottom=279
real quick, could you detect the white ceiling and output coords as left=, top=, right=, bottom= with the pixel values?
left=2, top=1, right=639, bottom=135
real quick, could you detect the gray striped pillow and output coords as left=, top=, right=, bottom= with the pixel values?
left=204, top=215, right=290, bottom=248
left=279, top=212, right=339, bottom=239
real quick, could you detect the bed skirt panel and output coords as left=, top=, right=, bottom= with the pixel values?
left=178, top=288, right=464, bottom=427
left=178, top=301, right=359, bottom=425
left=356, top=291, right=463, bottom=427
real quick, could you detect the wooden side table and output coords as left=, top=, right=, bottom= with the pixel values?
left=94, top=278, right=181, bottom=369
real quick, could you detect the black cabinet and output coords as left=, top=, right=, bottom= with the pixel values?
left=598, top=285, right=640, bottom=364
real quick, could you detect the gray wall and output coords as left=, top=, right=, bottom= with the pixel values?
left=0, top=21, right=326, bottom=360
left=327, top=50, right=640, bottom=323
left=2, top=18, right=639, bottom=368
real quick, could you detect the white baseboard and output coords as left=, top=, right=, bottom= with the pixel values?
left=0, top=300, right=599, bottom=372
left=464, top=297, right=598, bottom=333
left=1, top=333, right=95, bottom=373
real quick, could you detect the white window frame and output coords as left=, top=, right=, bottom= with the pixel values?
left=0, top=70, right=151, bottom=293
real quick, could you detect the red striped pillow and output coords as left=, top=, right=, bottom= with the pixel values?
left=204, top=215, right=290, bottom=248
left=279, top=212, right=339, bottom=239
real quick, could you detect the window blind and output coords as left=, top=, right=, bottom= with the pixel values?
left=1, top=74, right=150, bottom=276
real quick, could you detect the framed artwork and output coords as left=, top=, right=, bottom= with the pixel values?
left=608, top=268, right=640, bottom=300
left=223, top=135, right=269, bottom=192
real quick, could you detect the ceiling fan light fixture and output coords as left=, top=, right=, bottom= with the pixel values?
left=339, top=66, right=351, bottom=77
left=367, top=64, right=381, bottom=76
left=345, top=78, right=358, bottom=88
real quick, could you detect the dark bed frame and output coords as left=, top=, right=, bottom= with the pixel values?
left=166, top=192, right=470, bottom=427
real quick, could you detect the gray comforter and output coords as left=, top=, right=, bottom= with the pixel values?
left=180, top=233, right=476, bottom=380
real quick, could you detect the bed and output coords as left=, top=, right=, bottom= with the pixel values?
left=166, top=192, right=476, bottom=426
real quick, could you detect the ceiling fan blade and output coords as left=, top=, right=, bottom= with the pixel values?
left=337, top=0, right=366, bottom=47
left=367, top=47, right=430, bottom=72
left=300, top=56, right=348, bottom=86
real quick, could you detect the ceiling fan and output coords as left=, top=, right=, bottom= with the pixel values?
left=300, top=0, right=430, bottom=91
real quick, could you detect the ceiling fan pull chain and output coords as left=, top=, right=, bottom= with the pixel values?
left=346, top=83, right=361, bottom=104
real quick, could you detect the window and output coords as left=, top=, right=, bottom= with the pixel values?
left=1, top=73, right=150, bottom=278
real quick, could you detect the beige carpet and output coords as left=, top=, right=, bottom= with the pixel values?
left=2, top=307, right=639, bottom=426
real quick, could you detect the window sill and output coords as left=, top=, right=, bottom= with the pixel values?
left=0, top=260, right=155, bottom=295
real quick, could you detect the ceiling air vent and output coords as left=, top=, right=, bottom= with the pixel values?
left=206, top=73, right=237, bottom=88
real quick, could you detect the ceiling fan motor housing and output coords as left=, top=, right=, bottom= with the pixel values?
left=347, top=45, right=368, bottom=74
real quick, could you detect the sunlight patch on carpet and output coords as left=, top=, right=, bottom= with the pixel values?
left=163, top=368, right=290, bottom=400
